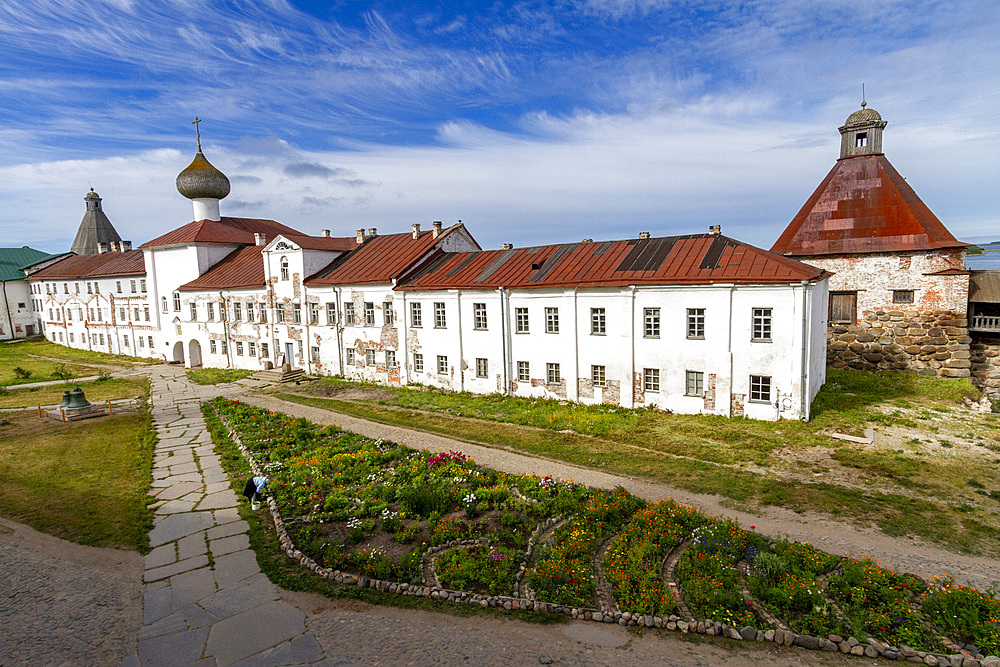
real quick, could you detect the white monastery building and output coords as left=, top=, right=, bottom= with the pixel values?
left=23, top=126, right=838, bottom=421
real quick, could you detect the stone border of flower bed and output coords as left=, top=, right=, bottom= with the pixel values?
left=212, top=405, right=998, bottom=667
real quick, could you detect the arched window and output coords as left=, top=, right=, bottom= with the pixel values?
left=280, top=257, right=289, bottom=281
left=161, top=296, right=168, bottom=313
left=173, top=292, right=181, bottom=311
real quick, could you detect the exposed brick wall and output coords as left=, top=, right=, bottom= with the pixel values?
left=703, top=373, right=717, bottom=411
left=603, top=379, right=620, bottom=405
left=827, top=309, right=971, bottom=378
left=971, top=335, right=1000, bottom=399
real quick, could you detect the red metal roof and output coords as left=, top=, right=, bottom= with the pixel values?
left=27, top=250, right=145, bottom=279
left=396, top=234, right=825, bottom=291
left=140, top=217, right=303, bottom=248
left=771, top=154, right=966, bottom=257
left=306, top=224, right=475, bottom=286
left=177, top=246, right=265, bottom=292
left=281, top=234, right=357, bottom=251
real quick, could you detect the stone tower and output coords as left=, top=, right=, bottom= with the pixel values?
left=70, top=189, right=123, bottom=255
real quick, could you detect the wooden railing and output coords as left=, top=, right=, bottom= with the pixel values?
left=971, top=314, right=1000, bottom=332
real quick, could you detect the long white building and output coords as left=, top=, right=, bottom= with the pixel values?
left=24, top=141, right=830, bottom=420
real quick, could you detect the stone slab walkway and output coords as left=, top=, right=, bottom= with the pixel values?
left=128, top=367, right=329, bottom=666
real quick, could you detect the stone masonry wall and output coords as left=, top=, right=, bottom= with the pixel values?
left=827, top=308, right=971, bottom=378
left=971, top=335, right=1000, bottom=399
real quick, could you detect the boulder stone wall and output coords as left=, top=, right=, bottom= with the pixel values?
left=971, top=335, right=1000, bottom=399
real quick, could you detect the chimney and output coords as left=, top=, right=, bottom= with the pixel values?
left=709, top=224, right=721, bottom=236
left=638, top=231, right=651, bottom=240
left=121, top=240, right=132, bottom=251
left=97, top=242, right=108, bottom=254
left=321, top=229, right=330, bottom=238
left=501, top=243, right=513, bottom=250
left=432, top=221, right=443, bottom=239
left=368, top=227, right=377, bottom=238
left=412, top=223, right=421, bottom=239
left=582, top=238, right=593, bottom=243
left=254, top=233, right=266, bottom=246
left=356, top=228, right=365, bottom=245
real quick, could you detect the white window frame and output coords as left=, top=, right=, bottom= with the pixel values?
left=476, top=357, right=488, bottom=378
left=644, top=308, right=660, bottom=339
left=410, top=302, right=422, bottom=327
left=514, top=307, right=529, bottom=333
left=751, top=308, right=772, bottom=342
left=517, top=361, right=529, bottom=381
left=545, top=307, right=559, bottom=334
left=473, top=303, right=487, bottom=330
left=750, top=374, right=772, bottom=403
left=643, top=368, right=660, bottom=392
left=437, top=354, right=448, bottom=374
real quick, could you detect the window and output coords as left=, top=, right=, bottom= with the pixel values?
left=260, top=343, right=268, bottom=359
left=346, top=348, right=356, bottom=365
left=386, top=350, right=396, bottom=368
left=190, top=303, right=198, bottom=321
left=473, top=303, right=487, bottom=330
left=63, top=283, right=68, bottom=294
left=161, top=297, right=168, bottom=313
left=75, top=283, right=80, bottom=293
left=259, top=306, right=266, bottom=323
left=366, top=349, right=375, bottom=366
left=148, top=336, right=154, bottom=348
left=144, top=306, right=149, bottom=321
left=89, top=308, right=95, bottom=321
left=685, top=371, right=704, bottom=397
left=136, top=335, right=141, bottom=347
left=410, top=302, right=422, bottom=327
left=326, top=303, right=337, bottom=325
left=97, top=308, right=103, bottom=321
left=133, top=307, right=139, bottom=321
left=517, top=361, right=529, bottom=381
left=545, top=307, right=559, bottom=333
left=236, top=342, right=244, bottom=356
left=210, top=339, right=218, bottom=354
left=207, top=302, right=214, bottom=320
left=476, top=358, right=488, bottom=378
left=247, top=303, right=255, bottom=322
left=515, top=307, right=529, bottom=333
left=119, top=307, right=126, bottom=321
left=364, top=302, right=374, bottom=326
left=750, top=375, right=771, bottom=403
left=299, top=340, right=304, bottom=358
left=173, top=292, right=180, bottom=311
left=892, top=290, right=914, bottom=304
left=311, top=345, right=319, bottom=359
left=249, top=341, right=256, bottom=356
left=434, top=302, right=446, bottom=328
left=309, top=303, right=319, bottom=324
left=546, top=362, right=561, bottom=384
left=228, top=302, right=239, bottom=321
left=644, top=308, right=660, bottom=338
left=116, top=280, right=122, bottom=293
left=140, top=279, right=146, bottom=292
left=95, top=283, right=100, bottom=294
left=592, top=365, right=606, bottom=387
left=344, top=302, right=354, bottom=325
left=643, top=368, right=660, bottom=392
left=437, top=355, right=448, bottom=374
left=220, top=340, right=227, bottom=354
left=855, top=131, right=867, bottom=148
left=99, top=333, right=104, bottom=345
left=122, top=336, right=127, bottom=347
left=383, top=302, right=393, bottom=326
left=280, top=257, right=289, bottom=281
left=687, top=308, right=705, bottom=339
left=413, top=353, right=424, bottom=372
left=292, top=304, right=301, bottom=324
left=130, top=279, right=136, bottom=293
left=60, top=332, right=65, bottom=343
left=751, top=308, right=772, bottom=342
left=276, top=303, right=285, bottom=322
left=591, top=308, right=605, bottom=335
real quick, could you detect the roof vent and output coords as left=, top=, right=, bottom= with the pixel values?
left=320, top=229, right=330, bottom=238
left=368, top=227, right=377, bottom=238
left=709, top=225, right=721, bottom=236
left=582, top=238, right=593, bottom=243
left=432, top=221, right=443, bottom=239
left=531, top=262, right=541, bottom=270
left=121, top=240, right=132, bottom=251
left=254, top=233, right=266, bottom=246
left=638, top=231, right=650, bottom=240
left=412, top=223, right=421, bottom=239
left=356, top=228, right=365, bottom=245
left=97, top=242, right=109, bottom=254
left=501, top=243, right=513, bottom=250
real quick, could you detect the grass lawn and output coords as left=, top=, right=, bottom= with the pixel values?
left=0, top=338, right=157, bottom=386
left=0, top=403, right=155, bottom=551
left=0, top=376, right=148, bottom=409
left=274, top=369, right=1000, bottom=555
left=186, top=368, right=255, bottom=385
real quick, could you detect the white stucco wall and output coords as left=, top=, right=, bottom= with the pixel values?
left=1, top=279, right=38, bottom=340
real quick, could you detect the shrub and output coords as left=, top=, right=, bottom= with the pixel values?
left=12, top=366, right=32, bottom=379
left=399, top=486, right=452, bottom=518
left=51, top=363, right=73, bottom=382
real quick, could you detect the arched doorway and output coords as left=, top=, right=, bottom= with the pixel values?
left=188, top=340, right=202, bottom=368
left=171, top=341, right=185, bottom=364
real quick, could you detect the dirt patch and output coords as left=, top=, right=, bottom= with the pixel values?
left=303, top=384, right=398, bottom=402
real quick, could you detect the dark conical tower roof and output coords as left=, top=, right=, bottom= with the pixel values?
left=70, top=189, right=122, bottom=255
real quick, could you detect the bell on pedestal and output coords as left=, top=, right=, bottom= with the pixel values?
left=59, top=390, right=72, bottom=407
left=66, top=386, right=92, bottom=410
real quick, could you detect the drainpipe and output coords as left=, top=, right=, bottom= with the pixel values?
left=455, top=289, right=465, bottom=391
left=334, top=286, right=344, bottom=376
left=263, top=257, right=278, bottom=367
left=628, top=286, right=636, bottom=408
left=1, top=280, right=13, bottom=340
left=571, top=287, right=580, bottom=401
left=221, top=291, right=232, bottom=368
left=800, top=280, right=811, bottom=421
left=727, top=285, right=735, bottom=417
left=400, top=290, right=408, bottom=386
left=499, top=287, right=509, bottom=395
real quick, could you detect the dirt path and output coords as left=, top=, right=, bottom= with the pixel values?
left=238, top=392, right=1000, bottom=591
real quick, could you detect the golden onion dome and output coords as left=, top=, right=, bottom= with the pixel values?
left=176, top=151, right=231, bottom=200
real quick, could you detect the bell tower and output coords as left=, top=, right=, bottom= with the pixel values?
left=838, top=101, right=887, bottom=159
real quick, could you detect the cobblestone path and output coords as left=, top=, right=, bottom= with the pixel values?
left=128, top=368, right=327, bottom=666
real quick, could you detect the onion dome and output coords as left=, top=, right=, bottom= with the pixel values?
left=843, top=101, right=883, bottom=127
left=176, top=151, right=231, bottom=200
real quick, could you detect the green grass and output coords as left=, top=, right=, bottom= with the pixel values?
left=272, top=387, right=1000, bottom=555
left=0, top=338, right=156, bottom=386
left=0, top=402, right=155, bottom=550
left=200, top=403, right=567, bottom=624
left=0, top=376, right=147, bottom=409
left=186, top=368, right=255, bottom=385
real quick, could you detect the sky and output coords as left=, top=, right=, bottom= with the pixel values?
left=0, top=0, right=998, bottom=255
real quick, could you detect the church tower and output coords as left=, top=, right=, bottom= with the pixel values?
left=70, top=189, right=123, bottom=255
left=175, top=119, right=231, bottom=222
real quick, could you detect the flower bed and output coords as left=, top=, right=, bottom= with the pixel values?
left=210, top=398, right=1000, bottom=664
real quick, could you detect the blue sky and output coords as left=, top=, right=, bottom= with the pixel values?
left=1, top=0, right=998, bottom=254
